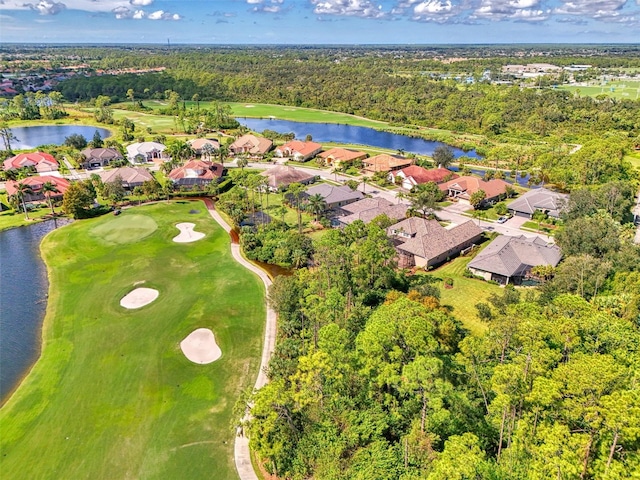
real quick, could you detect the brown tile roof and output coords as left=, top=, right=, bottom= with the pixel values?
left=169, top=160, right=223, bottom=181
left=388, top=218, right=482, bottom=261
left=339, top=197, right=409, bottom=225
left=318, top=147, right=367, bottom=163
left=363, top=154, right=412, bottom=172
left=260, top=165, right=316, bottom=189
left=99, top=166, right=154, bottom=185
left=188, top=138, right=220, bottom=152
left=439, top=176, right=509, bottom=200
left=230, top=134, right=273, bottom=155
left=80, top=147, right=123, bottom=161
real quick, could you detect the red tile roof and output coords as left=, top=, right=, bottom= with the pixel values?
left=393, top=165, right=458, bottom=184
left=5, top=175, right=70, bottom=196
left=277, top=140, right=322, bottom=158
left=3, top=152, right=58, bottom=171
left=318, top=147, right=367, bottom=163
left=169, top=160, right=224, bottom=180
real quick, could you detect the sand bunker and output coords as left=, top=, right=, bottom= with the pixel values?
left=180, top=328, right=222, bottom=364
left=120, top=287, right=159, bottom=309
left=173, top=223, right=205, bottom=243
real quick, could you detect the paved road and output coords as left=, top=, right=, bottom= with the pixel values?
left=202, top=198, right=276, bottom=480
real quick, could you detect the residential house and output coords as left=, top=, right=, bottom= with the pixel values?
left=301, top=183, right=364, bottom=210
left=126, top=141, right=168, bottom=164
left=363, top=154, right=412, bottom=174
left=275, top=140, right=323, bottom=162
left=337, top=197, right=409, bottom=227
left=188, top=138, right=220, bottom=158
left=3, top=151, right=59, bottom=173
left=229, top=134, right=273, bottom=157
left=169, top=160, right=224, bottom=187
left=387, top=217, right=482, bottom=268
left=260, top=165, right=317, bottom=191
left=389, top=166, right=458, bottom=190
left=318, top=148, right=367, bottom=167
left=467, top=235, right=562, bottom=285
left=438, top=176, right=510, bottom=205
left=507, top=187, right=568, bottom=219
left=80, top=147, right=124, bottom=169
left=99, top=166, right=154, bottom=189
left=5, top=176, right=70, bottom=203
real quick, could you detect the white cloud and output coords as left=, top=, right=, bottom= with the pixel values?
left=472, top=0, right=550, bottom=21
left=147, top=9, right=180, bottom=20
left=554, top=0, right=626, bottom=16
left=311, top=0, right=386, bottom=18
left=33, top=0, right=66, bottom=15
left=248, top=0, right=285, bottom=13
left=130, top=0, right=152, bottom=5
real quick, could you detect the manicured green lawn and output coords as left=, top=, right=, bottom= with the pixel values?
left=429, top=251, right=503, bottom=336
left=558, top=81, right=640, bottom=100
left=0, top=201, right=265, bottom=479
left=0, top=193, right=61, bottom=231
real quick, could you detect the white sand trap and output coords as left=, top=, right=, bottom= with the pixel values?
left=173, top=222, right=205, bottom=243
left=120, top=287, right=159, bottom=309
left=180, top=328, right=222, bottom=364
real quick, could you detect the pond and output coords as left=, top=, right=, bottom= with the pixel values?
left=8, top=125, right=112, bottom=150
left=237, top=118, right=482, bottom=159
left=0, top=219, right=70, bottom=404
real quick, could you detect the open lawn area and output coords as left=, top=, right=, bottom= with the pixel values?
left=0, top=201, right=265, bottom=479
left=557, top=81, right=640, bottom=100
left=428, top=250, right=503, bottom=336
left=0, top=193, right=63, bottom=231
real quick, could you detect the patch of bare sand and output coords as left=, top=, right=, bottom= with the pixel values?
left=120, top=287, right=159, bottom=309
left=180, top=328, right=221, bottom=364
left=173, top=222, right=205, bottom=243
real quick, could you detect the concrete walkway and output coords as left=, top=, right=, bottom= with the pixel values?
left=202, top=198, right=276, bottom=480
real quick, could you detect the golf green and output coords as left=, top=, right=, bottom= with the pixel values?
left=90, top=214, right=158, bottom=244
left=0, top=201, right=265, bottom=479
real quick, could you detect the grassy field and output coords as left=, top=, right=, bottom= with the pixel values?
left=557, top=81, right=640, bottom=100
left=0, top=193, right=62, bottom=231
left=0, top=201, right=265, bottom=479
left=429, top=249, right=502, bottom=336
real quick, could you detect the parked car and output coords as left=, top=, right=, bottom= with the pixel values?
left=496, top=216, right=508, bottom=224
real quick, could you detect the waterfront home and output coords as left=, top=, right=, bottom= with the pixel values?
left=275, top=140, right=323, bottom=162
left=4, top=151, right=59, bottom=173
left=318, top=148, right=367, bottom=167
left=389, top=165, right=457, bottom=190
left=363, top=154, right=412, bottom=174
left=80, top=147, right=124, bottom=169
left=229, top=134, right=273, bottom=157
left=5, top=175, right=70, bottom=202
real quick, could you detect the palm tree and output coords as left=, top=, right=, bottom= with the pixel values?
left=306, top=193, right=327, bottom=222
left=201, top=142, right=215, bottom=161
left=14, top=182, right=34, bottom=219
left=287, top=182, right=306, bottom=233
left=218, top=144, right=229, bottom=166
left=237, top=155, right=249, bottom=170
left=41, top=181, right=60, bottom=215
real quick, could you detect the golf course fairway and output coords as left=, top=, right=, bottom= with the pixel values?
left=0, top=201, right=265, bottom=479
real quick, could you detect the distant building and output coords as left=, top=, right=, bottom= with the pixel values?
left=468, top=235, right=561, bottom=285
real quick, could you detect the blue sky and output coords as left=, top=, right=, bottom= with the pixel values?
left=1, top=0, right=639, bottom=44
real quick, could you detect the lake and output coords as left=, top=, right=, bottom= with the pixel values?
left=8, top=125, right=112, bottom=150
left=237, top=118, right=482, bottom=159
left=0, top=219, right=70, bottom=404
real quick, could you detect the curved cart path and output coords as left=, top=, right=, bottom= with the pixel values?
left=202, top=198, right=275, bottom=480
